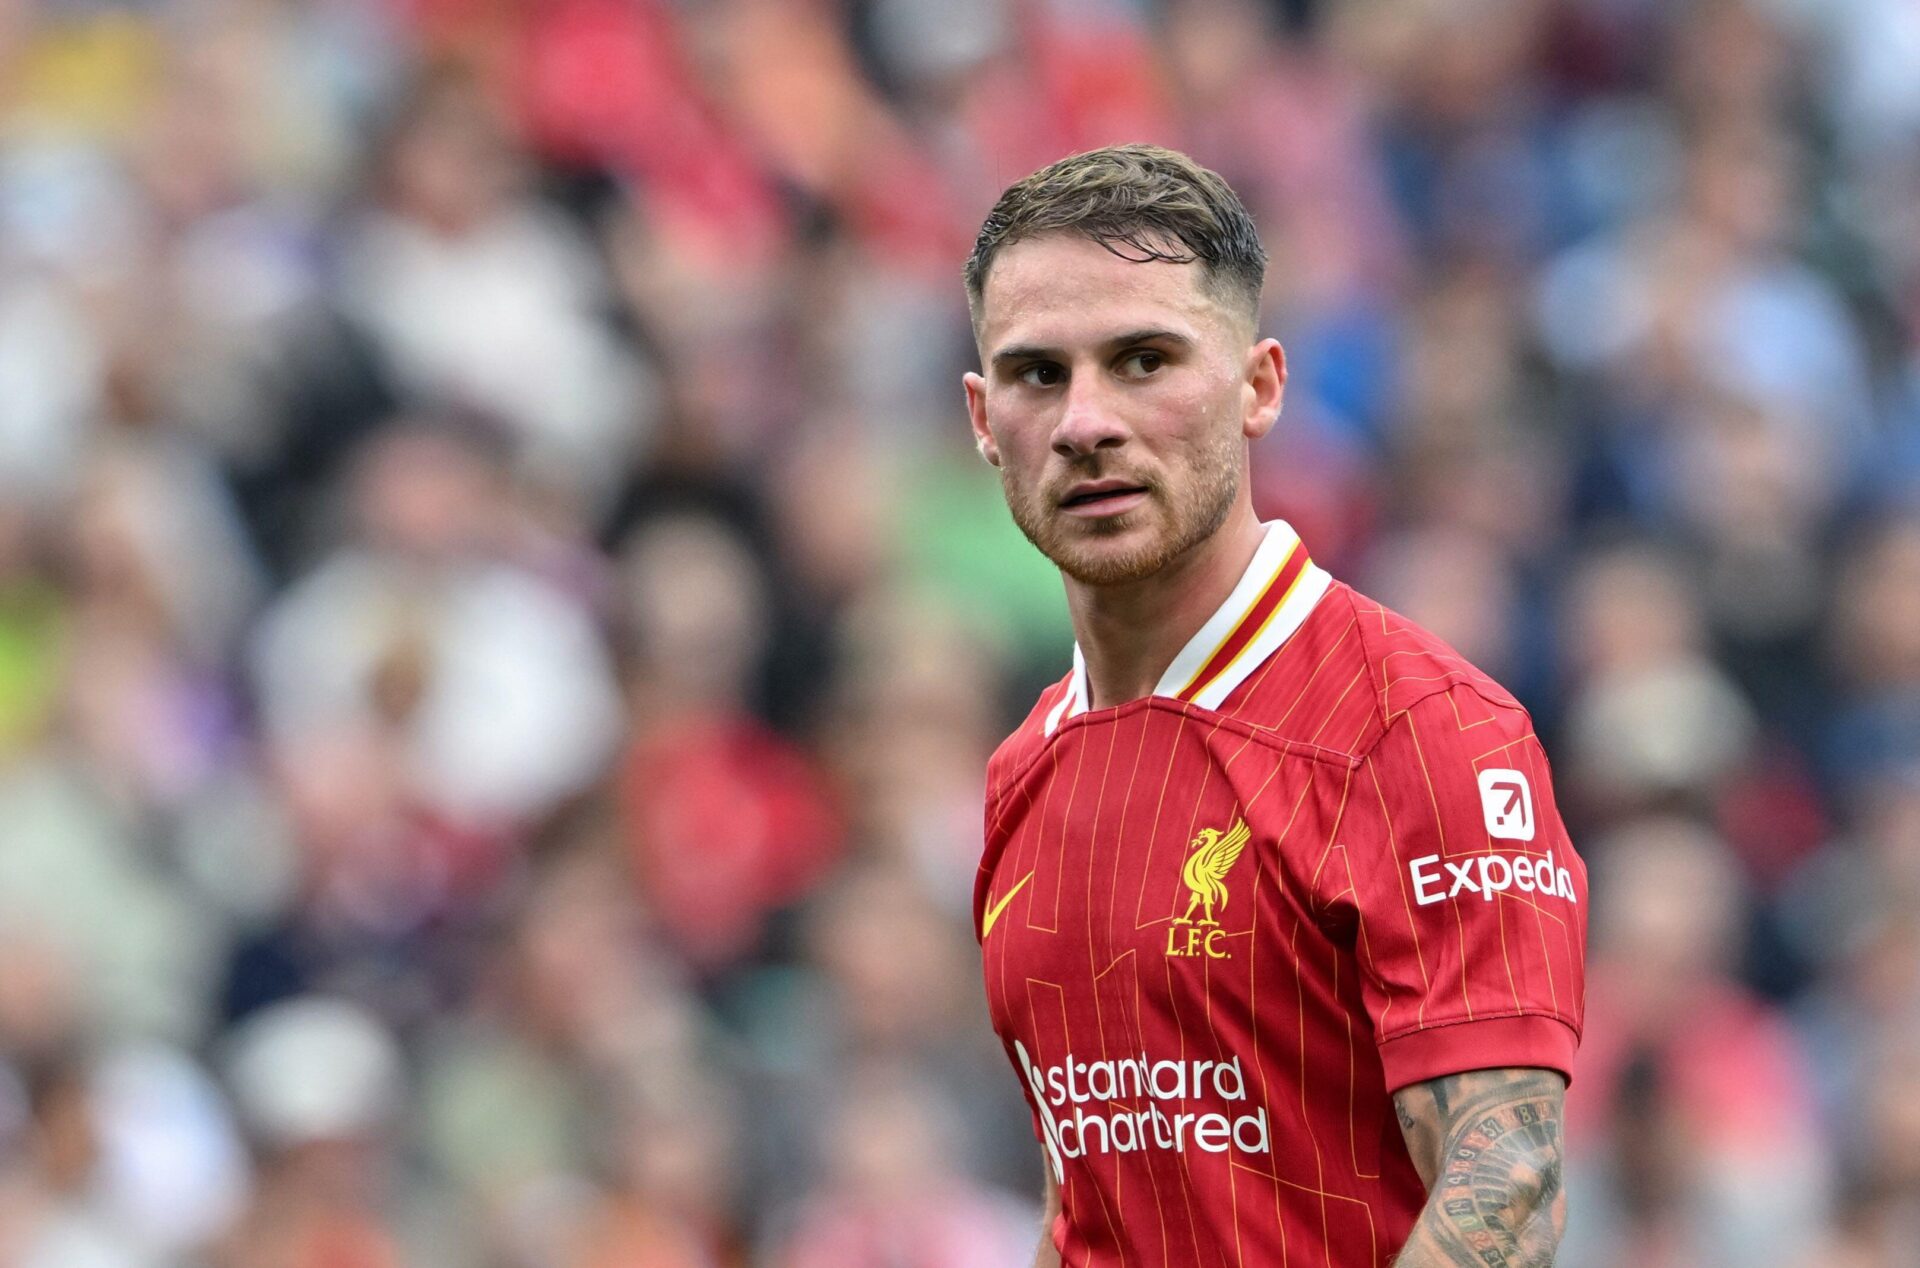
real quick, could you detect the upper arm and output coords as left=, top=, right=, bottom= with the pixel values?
left=1329, top=685, right=1588, bottom=1092
left=1392, top=1065, right=1568, bottom=1261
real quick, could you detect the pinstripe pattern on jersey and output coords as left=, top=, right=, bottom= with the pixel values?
left=977, top=568, right=1587, bottom=1268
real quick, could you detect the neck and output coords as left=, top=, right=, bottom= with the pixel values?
left=1065, top=502, right=1266, bottom=711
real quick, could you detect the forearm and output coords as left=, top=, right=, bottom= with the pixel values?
left=1391, top=1067, right=1567, bottom=1267
left=1393, top=1171, right=1563, bottom=1267
left=1032, top=1168, right=1062, bottom=1267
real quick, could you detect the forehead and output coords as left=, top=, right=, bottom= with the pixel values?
left=975, top=233, right=1231, bottom=353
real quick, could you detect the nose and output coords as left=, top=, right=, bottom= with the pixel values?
left=1050, top=378, right=1129, bottom=459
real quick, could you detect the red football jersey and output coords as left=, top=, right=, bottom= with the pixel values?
left=975, top=521, right=1587, bottom=1267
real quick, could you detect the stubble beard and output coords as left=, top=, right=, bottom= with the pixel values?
left=1003, top=429, right=1244, bottom=588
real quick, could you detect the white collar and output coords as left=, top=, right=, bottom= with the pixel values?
left=1044, top=520, right=1331, bottom=735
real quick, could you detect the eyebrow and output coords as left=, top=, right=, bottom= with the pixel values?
left=989, top=328, right=1194, bottom=369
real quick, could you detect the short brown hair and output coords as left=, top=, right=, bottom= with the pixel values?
left=964, top=144, right=1267, bottom=325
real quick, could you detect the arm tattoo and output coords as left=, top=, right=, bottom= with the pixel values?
left=1391, top=1067, right=1566, bottom=1268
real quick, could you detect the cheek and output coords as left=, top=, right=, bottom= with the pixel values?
left=985, top=395, right=1050, bottom=463
left=1151, top=380, right=1240, bottom=457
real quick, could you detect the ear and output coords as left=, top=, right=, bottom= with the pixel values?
left=964, top=371, right=1001, bottom=466
left=1241, top=338, right=1287, bottom=441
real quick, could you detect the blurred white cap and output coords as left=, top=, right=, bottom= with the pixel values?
left=223, top=997, right=403, bottom=1149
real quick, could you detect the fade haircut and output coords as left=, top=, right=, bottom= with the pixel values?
left=964, top=144, right=1267, bottom=330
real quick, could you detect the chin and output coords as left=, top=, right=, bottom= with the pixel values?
left=1055, top=554, right=1168, bottom=587
left=1031, top=481, right=1239, bottom=587
left=1047, top=523, right=1179, bottom=587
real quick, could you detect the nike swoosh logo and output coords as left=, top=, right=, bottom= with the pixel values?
left=982, top=870, right=1035, bottom=940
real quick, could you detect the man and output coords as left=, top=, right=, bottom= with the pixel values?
left=963, top=145, right=1586, bottom=1267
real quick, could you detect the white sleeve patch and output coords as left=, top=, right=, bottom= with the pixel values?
left=1477, top=768, right=1535, bottom=841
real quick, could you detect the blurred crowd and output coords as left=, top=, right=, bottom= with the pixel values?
left=0, top=0, right=1916, bottom=1265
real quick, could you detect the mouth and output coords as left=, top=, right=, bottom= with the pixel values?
left=1058, top=481, right=1151, bottom=518
left=1060, top=481, right=1150, bottom=509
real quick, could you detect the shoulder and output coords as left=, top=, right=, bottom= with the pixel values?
left=1220, top=579, right=1528, bottom=758
left=1343, top=583, right=1528, bottom=739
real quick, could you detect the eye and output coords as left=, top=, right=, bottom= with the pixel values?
left=1118, top=350, right=1164, bottom=378
left=1018, top=362, right=1065, bottom=387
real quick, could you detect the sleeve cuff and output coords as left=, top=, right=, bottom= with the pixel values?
left=1377, top=1013, right=1580, bottom=1093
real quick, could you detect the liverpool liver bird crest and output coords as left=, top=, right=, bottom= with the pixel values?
left=1175, top=819, right=1250, bottom=927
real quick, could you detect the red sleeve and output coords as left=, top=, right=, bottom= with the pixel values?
left=1329, top=685, right=1587, bottom=1092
